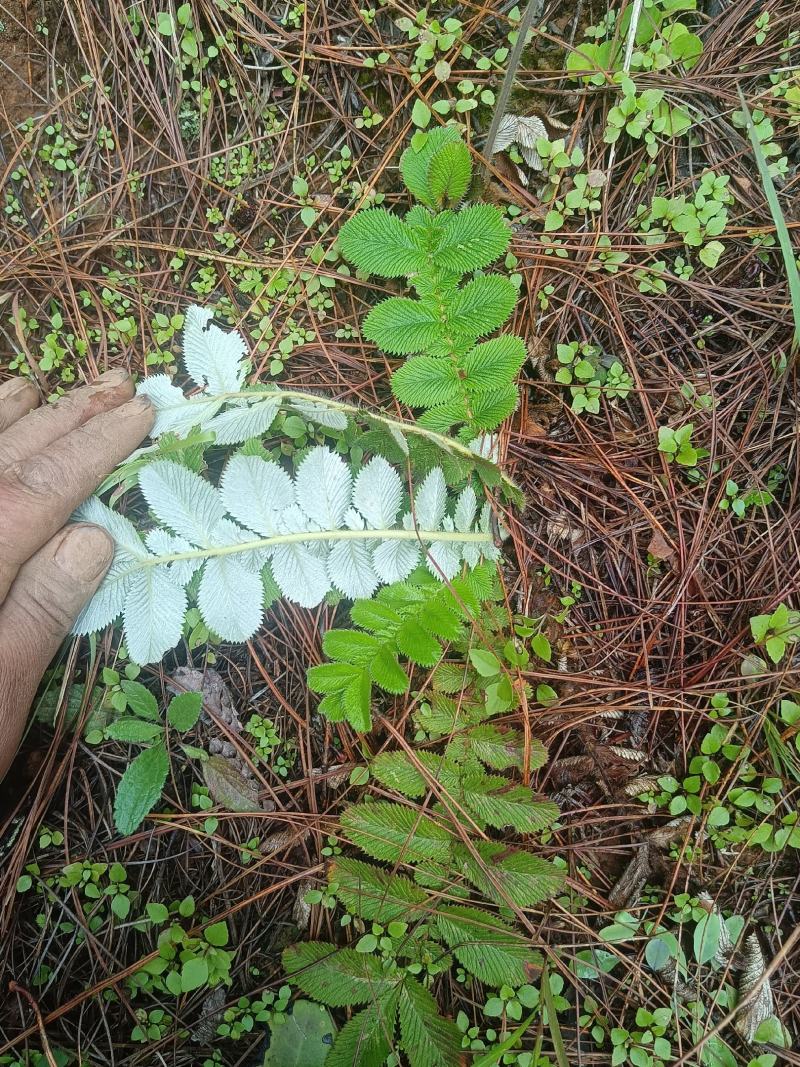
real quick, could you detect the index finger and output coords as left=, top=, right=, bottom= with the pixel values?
left=0, top=378, right=40, bottom=433
left=0, top=394, right=154, bottom=603
left=0, top=369, right=135, bottom=468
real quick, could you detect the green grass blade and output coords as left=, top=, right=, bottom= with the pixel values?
left=737, top=89, right=800, bottom=353
left=470, top=1010, right=538, bottom=1067
left=540, top=962, right=569, bottom=1067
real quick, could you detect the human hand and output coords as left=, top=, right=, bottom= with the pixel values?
left=0, top=372, right=153, bottom=782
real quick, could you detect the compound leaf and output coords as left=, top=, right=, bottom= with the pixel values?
left=398, top=976, right=461, bottom=1067
left=363, top=297, right=443, bottom=355
left=333, top=857, right=427, bottom=923
left=433, top=204, right=510, bottom=273
left=339, top=208, right=428, bottom=277
left=354, top=456, right=404, bottom=529
left=449, top=275, right=517, bottom=342
left=295, top=446, right=352, bottom=529
left=123, top=566, right=187, bottom=666
left=282, top=943, right=401, bottom=1008
left=183, top=305, right=248, bottom=394
left=425, top=139, right=472, bottom=208
left=340, top=801, right=452, bottom=864
left=392, top=357, right=462, bottom=409
left=436, top=904, right=539, bottom=988
left=197, top=556, right=264, bottom=641
left=139, top=460, right=225, bottom=545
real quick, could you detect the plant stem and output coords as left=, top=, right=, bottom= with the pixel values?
left=163, top=385, right=517, bottom=494
left=143, top=527, right=493, bottom=566
left=480, top=0, right=546, bottom=182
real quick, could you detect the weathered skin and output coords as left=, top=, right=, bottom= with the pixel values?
left=0, top=371, right=153, bottom=782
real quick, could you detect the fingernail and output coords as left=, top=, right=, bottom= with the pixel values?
left=92, top=369, right=130, bottom=389
left=54, top=525, right=114, bottom=581
left=1, top=378, right=37, bottom=400
left=120, top=394, right=153, bottom=417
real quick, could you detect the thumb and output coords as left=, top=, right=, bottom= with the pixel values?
left=0, top=524, right=113, bottom=782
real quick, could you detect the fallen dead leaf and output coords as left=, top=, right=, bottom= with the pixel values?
left=203, top=755, right=271, bottom=812
left=647, top=528, right=677, bottom=567
left=734, top=934, right=775, bottom=1043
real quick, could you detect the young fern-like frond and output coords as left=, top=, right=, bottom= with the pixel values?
left=307, top=563, right=498, bottom=730
left=74, top=450, right=498, bottom=667
left=115, top=305, right=521, bottom=504
left=338, top=131, right=527, bottom=436
left=71, top=308, right=512, bottom=668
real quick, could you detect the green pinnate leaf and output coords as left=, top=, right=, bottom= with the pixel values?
left=460, top=336, right=527, bottom=393
left=323, top=629, right=383, bottom=666
left=324, top=995, right=399, bottom=1067
left=363, top=297, right=443, bottom=354
left=371, top=751, right=440, bottom=798
left=460, top=842, right=565, bottom=908
left=333, top=857, right=428, bottom=923
left=464, top=782, right=559, bottom=833
left=400, top=127, right=462, bottom=206
left=392, top=357, right=463, bottom=408
left=432, top=205, right=510, bottom=273
left=448, top=275, right=517, bottom=341
left=340, top=801, right=452, bottom=863
left=436, top=904, right=540, bottom=987
left=395, top=619, right=443, bottom=666
left=469, top=385, right=519, bottom=431
left=282, top=942, right=401, bottom=1007
left=425, top=140, right=472, bottom=208
left=447, top=724, right=529, bottom=771
left=398, top=976, right=462, bottom=1067
left=369, top=647, right=409, bottom=694
left=339, top=209, right=428, bottom=277
left=416, top=399, right=469, bottom=433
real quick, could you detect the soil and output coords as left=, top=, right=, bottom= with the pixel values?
left=0, top=1, right=50, bottom=133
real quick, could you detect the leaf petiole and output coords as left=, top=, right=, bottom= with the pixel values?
left=142, top=526, right=494, bottom=567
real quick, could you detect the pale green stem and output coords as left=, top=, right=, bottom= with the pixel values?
left=143, top=527, right=493, bottom=567
left=164, top=386, right=515, bottom=494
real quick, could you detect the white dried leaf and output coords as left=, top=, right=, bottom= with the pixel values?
left=515, top=116, right=547, bottom=171
left=493, top=114, right=519, bottom=153
left=734, top=935, right=775, bottom=1043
